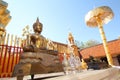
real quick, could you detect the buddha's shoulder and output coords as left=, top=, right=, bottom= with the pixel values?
left=30, top=33, right=46, bottom=39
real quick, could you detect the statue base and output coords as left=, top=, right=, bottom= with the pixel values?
left=12, top=50, right=64, bottom=80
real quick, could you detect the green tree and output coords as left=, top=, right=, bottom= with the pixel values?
left=85, top=40, right=100, bottom=48
left=118, top=36, right=120, bottom=39
left=74, top=40, right=81, bottom=47
left=75, top=40, right=100, bottom=49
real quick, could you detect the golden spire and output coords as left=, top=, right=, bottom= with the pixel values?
left=0, top=0, right=11, bottom=45
left=68, top=32, right=74, bottom=45
left=0, top=0, right=11, bottom=28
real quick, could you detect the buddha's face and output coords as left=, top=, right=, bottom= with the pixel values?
left=34, top=24, right=42, bottom=34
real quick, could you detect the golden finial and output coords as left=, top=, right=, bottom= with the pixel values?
left=68, top=32, right=74, bottom=45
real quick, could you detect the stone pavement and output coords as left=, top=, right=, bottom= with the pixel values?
left=1, top=67, right=120, bottom=80
left=44, top=68, right=120, bottom=80
left=0, top=72, right=64, bottom=80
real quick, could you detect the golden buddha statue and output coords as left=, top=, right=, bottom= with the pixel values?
left=23, top=18, right=47, bottom=52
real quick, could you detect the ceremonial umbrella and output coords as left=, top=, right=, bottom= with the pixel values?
left=85, top=6, right=114, bottom=66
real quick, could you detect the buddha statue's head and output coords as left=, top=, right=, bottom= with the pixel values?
left=33, top=18, right=43, bottom=34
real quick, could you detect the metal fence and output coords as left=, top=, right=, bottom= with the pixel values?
left=0, top=45, right=23, bottom=77
left=0, top=33, right=23, bottom=77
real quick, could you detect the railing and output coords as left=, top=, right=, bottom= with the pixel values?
left=0, top=33, right=23, bottom=77
left=0, top=45, right=23, bottom=77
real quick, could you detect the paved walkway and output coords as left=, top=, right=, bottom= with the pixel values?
left=0, top=72, right=65, bottom=80
left=1, top=67, right=120, bottom=80
left=44, top=68, right=120, bottom=80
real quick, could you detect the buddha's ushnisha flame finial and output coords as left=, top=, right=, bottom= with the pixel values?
left=36, top=17, right=39, bottom=23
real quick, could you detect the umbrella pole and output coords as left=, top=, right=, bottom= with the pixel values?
left=96, top=17, right=113, bottom=66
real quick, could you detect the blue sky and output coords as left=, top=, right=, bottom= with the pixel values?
left=4, top=0, right=120, bottom=44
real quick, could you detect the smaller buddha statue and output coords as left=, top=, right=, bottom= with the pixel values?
left=23, top=18, right=47, bottom=52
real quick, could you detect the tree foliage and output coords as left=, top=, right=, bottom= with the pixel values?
left=75, top=40, right=100, bottom=49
